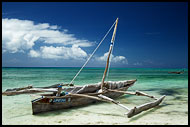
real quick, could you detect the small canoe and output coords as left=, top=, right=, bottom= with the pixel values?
left=168, top=71, right=184, bottom=74
left=32, top=79, right=137, bottom=115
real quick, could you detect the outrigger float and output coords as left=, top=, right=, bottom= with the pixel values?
left=2, top=18, right=166, bottom=118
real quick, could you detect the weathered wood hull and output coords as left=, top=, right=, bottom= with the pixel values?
left=32, top=80, right=136, bottom=115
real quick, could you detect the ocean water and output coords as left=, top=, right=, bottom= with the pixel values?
left=2, top=67, right=188, bottom=125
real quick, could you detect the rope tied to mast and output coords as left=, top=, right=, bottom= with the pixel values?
left=69, top=19, right=117, bottom=85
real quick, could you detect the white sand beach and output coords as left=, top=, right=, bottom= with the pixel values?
left=2, top=91, right=188, bottom=125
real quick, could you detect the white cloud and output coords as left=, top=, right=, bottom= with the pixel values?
left=29, top=45, right=87, bottom=60
left=133, top=62, right=142, bottom=66
left=29, top=50, right=40, bottom=58
left=96, top=52, right=128, bottom=64
left=2, top=18, right=93, bottom=57
left=2, top=18, right=127, bottom=65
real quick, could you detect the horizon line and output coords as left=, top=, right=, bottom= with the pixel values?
left=2, top=66, right=188, bottom=69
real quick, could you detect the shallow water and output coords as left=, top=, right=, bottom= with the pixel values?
left=2, top=67, right=188, bottom=125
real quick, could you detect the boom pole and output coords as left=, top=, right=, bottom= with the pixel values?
left=100, top=18, right=119, bottom=90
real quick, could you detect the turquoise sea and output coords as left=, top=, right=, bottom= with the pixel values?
left=2, top=67, right=188, bottom=125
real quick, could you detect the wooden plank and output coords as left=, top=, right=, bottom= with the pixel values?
left=107, top=89, right=156, bottom=100
left=98, top=94, right=130, bottom=110
left=68, top=93, right=103, bottom=101
left=2, top=88, right=58, bottom=96
left=4, top=85, right=33, bottom=92
left=107, top=89, right=136, bottom=95
left=35, top=83, right=74, bottom=88
left=126, top=95, right=166, bottom=118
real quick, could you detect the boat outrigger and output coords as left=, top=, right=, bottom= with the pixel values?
left=2, top=18, right=166, bottom=118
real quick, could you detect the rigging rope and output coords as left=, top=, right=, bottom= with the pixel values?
left=69, top=20, right=117, bottom=85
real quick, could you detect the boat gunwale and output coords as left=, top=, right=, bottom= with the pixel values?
left=33, top=85, right=132, bottom=101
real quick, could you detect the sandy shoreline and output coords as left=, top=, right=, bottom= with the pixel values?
left=2, top=92, right=188, bottom=125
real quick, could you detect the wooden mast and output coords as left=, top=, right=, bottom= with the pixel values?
left=100, top=18, right=119, bottom=90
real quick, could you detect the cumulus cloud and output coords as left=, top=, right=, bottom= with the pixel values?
left=29, top=45, right=88, bottom=60
left=2, top=18, right=93, bottom=57
left=2, top=18, right=128, bottom=66
left=29, top=50, right=41, bottom=58
left=96, top=52, right=128, bottom=64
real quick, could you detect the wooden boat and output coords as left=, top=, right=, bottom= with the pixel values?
left=2, top=18, right=166, bottom=118
left=168, top=70, right=184, bottom=74
left=32, top=80, right=137, bottom=115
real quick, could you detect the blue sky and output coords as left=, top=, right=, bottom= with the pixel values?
left=2, top=2, right=188, bottom=68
